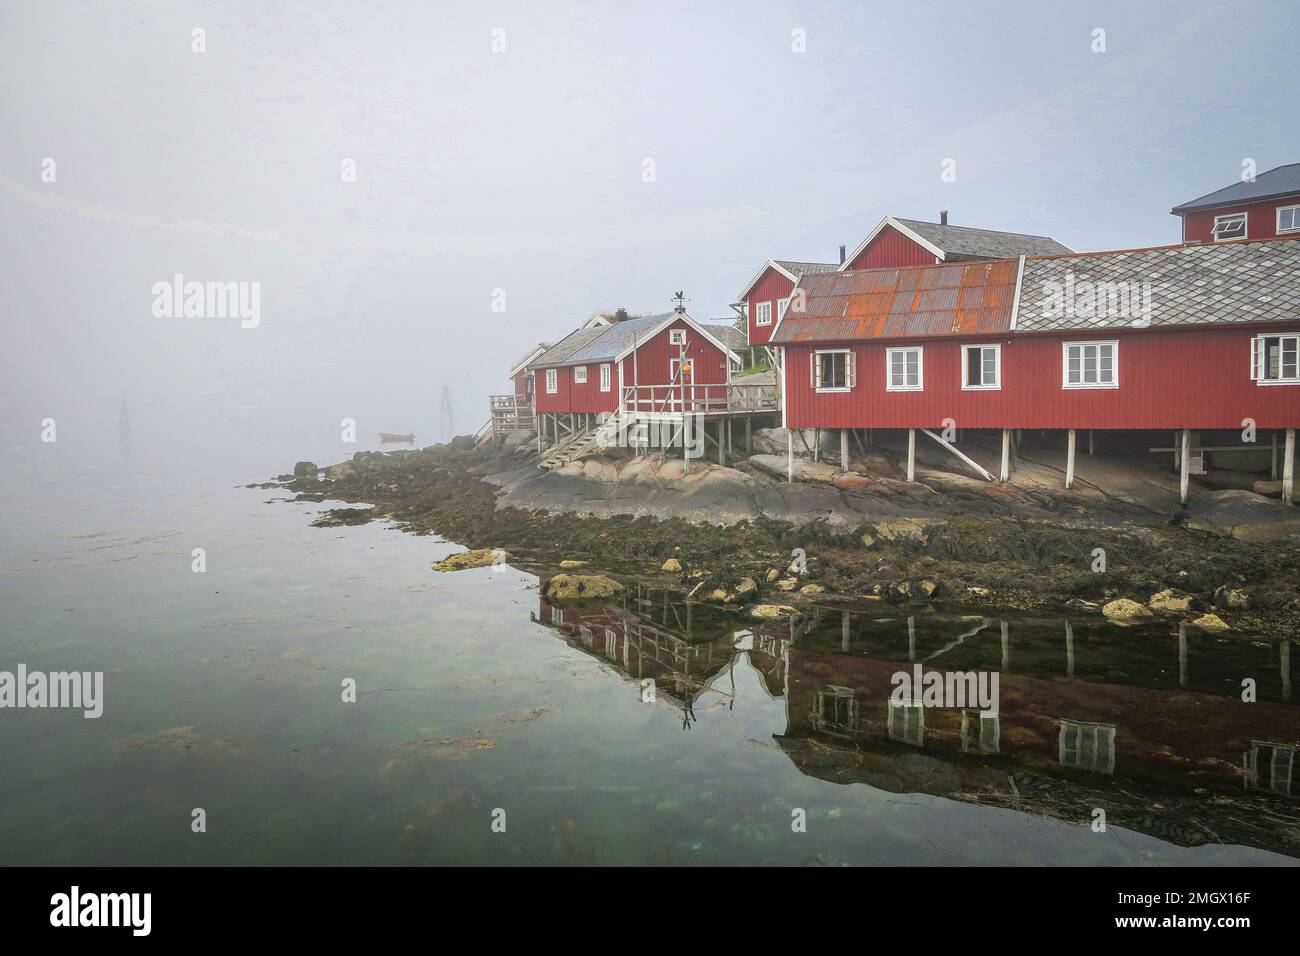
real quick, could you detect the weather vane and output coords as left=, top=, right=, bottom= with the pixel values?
left=671, top=290, right=688, bottom=312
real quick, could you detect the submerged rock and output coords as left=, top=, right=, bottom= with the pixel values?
left=1191, top=613, right=1231, bottom=633
left=434, top=548, right=502, bottom=572
left=1102, top=598, right=1154, bottom=625
left=748, top=604, right=798, bottom=620
left=1148, top=589, right=1192, bottom=613
left=293, top=461, right=319, bottom=477
left=544, top=574, right=625, bottom=601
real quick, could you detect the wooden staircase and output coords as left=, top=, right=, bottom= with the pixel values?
left=539, top=414, right=623, bottom=469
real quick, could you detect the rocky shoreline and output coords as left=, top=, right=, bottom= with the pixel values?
left=260, top=434, right=1300, bottom=635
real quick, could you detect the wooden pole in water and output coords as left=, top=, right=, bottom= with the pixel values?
left=840, top=429, right=849, bottom=471
left=1180, top=428, right=1191, bottom=504
left=907, top=428, right=916, bottom=482
left=1284, top=429, right=1295, bottom=504
left=1000, top=429, right=1010, bottom=482
left=787, top=430, right=794, bottom=483
left=1065, top=429, right=1076, bottom=489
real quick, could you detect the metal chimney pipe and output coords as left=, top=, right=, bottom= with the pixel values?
left=940, top=210, right=949, bottom=226
left=838, top=244, right=846, bottom=264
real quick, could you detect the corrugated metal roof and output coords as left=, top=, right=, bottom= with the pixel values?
left=770, top=259, right=1020, bottom=344
left=893, top=218, right=1071, bottom=258
left=1016, top=238, right=1300, bottom=333
left=1171, top=163, right=1300, bottom=213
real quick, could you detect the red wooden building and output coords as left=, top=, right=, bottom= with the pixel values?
left=1172, top=162, right=1300, bottom=244
left=770, top=237, right=1300, bottom=501
left=736, top=214, right=1069, bottom=351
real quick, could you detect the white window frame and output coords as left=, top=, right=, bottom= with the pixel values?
left=960, top=343, right=1001, bottom=390
left=669, top=329, right=686, bottom=346
left=572, top=365, right=587, bottom=384
left=1061, top=340, right=1118, bottom=389
left=599, top=363, right=611, bottom=392
left=812, top=348, right=854, bottom=393
left=1058, top=719, right=1116, bottom=774
left=1212, top=211, right=1247, bottom=242
left=1252, top=332, right=1300, bottom=385
left=754, top=301, right=772, bottom=327
left=1277, top=204, right=1300, bottom=235
left=885, top=347, right=924, bottom=392
left=887, top=699, right=925, bottom=747
left=545, top=368, right=557, bottom=393
left=777, top=296, right=792, bottom=321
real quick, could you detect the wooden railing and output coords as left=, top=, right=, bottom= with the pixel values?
left=487, top=393, right=535, bottom=434
left=619, top=383, right=778, bottom=416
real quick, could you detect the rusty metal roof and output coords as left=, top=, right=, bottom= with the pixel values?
left=769, top=258, right=1019, bottom=344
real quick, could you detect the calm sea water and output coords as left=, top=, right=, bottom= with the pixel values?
left=0, top=451, right=1297, bottom=866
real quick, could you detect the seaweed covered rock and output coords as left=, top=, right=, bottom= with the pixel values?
left=434, top=548, right=503, bottom=572
left=544, top=574, right=625, bottom=602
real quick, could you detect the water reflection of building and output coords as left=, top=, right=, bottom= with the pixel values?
left=533, top=579, right=744, bottom=724
left=528, top=584, right=1300, bottom=856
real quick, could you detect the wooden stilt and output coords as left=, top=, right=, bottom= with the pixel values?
left=813, top=428, right=820, bottom=463
left=787, top=430, right=794, bottom=483
left=840, top=429, right=849, bottom=471
left=1173, top=430, right=1179, bottom=471
left=1272, top=431, right=1279, bottom=480
left=717, top=421, right=726, bottom=466
left=1065, top=429, right=1076, bottom=489
left=1000, top=429, right=1010, bottom=482
left=744, top=417, right=752, bottom=456
left=1088, top=429, right=1094, bottom=456
left=1180, top=428, right=1191, bottom=504
left=906, top=428, right=916, bottom=482
left=1284, top=429, right=1295, bottom=504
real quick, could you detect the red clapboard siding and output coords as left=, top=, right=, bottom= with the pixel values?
left=619, top=317, right=730, bottom=392
left=534, top=362, right=618, bottom=414
left=746, top=268, right=796, bottom=346
left=784, top=326, right=1300, bottom=430
left=1182, top=198, right=1300, bottom=244
left=845, top=224, right=938, bottom=270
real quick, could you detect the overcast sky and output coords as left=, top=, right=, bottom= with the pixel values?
left=2, top=0, right=1297, bottom=479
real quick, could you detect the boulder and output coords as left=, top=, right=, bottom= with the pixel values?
left=434, top=548, right=503, bottom=572
left=660, top=558, right=683, bottom=573
left=1190, top=613, right=1230, bottom=633
left=747, top=455, right=841, bottom=484
left=323, top=462, right=354, bottom=479
left=765, top=568, right=781, bottom=583
left=1102, top=598, right=1154, bottom=625
left=558, top=560, right=588, bottom=570
left=293, top=461, right=319, bottom=478
left=544, top=574, right=625, bottom=602
left=1213, top=586, right=1250, bottom=610
left=875, top=518, right=937, bottom=543
left=1252, top=480, right=1283, bottom=498
left=1148, top=589, right=1192, bottom=613
left=799, top=583, right=825, bottom=595
left=748, top=604, right=799, bottom=620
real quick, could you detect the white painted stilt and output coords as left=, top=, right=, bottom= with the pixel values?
left=906, top=428, right=916, bottom=482
left=1065, top=429, right=1076, bottom=489
left=840, top=429, right=849, bottom=471
left=1272, top=431, right=1279, bottom=480
left=1000, top=429, right=1011, bottom=482
left=1284, top=429, right=1295, bottom=504
left=1065, top=621, right=1075, bottom=677
left=787, top=430, right=794, bottom=483
left=1180, top=428, right=1191, bottom=504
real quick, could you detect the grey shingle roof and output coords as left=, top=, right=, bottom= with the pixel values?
left=895, top=218, right=1072, bottom=259
left=703, top=323, right=747, bottom=352
left=525, top=326, right=608, bottom=369
left=1015, top=239, right=1300, bottom=333
left=774, top=260, right=839, bottom=276
left=559, top=313, right=668, bottom=366
left=1171, top=163, right=1300, bottom=214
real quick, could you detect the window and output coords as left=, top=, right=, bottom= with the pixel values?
left=961, top=710, right=1000, bottom=754
left=961, top=344, right=1001, bottom=389
left=573, top=365, right=587, bottom=384
left=1058, top=719, right=1116, bottom=774
left=812, top=349, right=854, bottom=391
left=669, top=329, right=686, bottom=346
left=599, top=363, right=611, bottom=391
left=886, top=347, right=923, bottom=391
left=887, top=699, right=925, bottom=747
left=545, top=368, right=557, bottom=393
left=1212, top=212, right=1247, bottom=241
left=1245, top=742, right=1295, bottom=797
left=1253, top=333, right=1300, bottom=384
left=551, top=606, right=564, bottom=625
left=1062, top=340, right=1118, bottom=388
left=777, top=296, right=792, bottom=321
left=670, top=357, right=693, bottom=382
left=1279, top=205, right=1300, bottom=234
left=815, top=686, right=858, bottom=736
left=755, top=301, right=772, bottom=326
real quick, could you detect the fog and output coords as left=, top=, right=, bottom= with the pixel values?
left=2, top=0, right=1297, bottom=483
